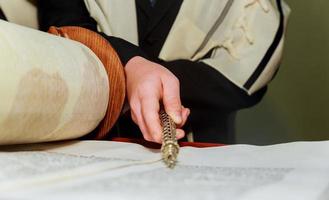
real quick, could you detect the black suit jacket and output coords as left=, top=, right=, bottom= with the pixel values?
left=0, top=8, right=6, bottom=21
left=37, top=0, right=267, bottom=143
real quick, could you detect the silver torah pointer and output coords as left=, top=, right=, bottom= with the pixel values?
left=160, top=109, right=180, bottom=169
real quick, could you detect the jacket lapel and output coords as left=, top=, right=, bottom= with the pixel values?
left=145, top=0, right=176, bottom=36
left=0, top=8, right=6, bottom=20
left=135, top=0, right=152, bottom=17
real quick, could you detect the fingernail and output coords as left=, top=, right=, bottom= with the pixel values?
left=176, top=129, right=185, bottom=139
left=185, top=108, right=190, bottom=116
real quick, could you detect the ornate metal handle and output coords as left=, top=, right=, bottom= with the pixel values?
left=160, top=109, right=179, bottom=168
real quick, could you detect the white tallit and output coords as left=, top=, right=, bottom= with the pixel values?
left=0, top=0, right=291, bottom=95
left=84, top=0, right=290, bottom=94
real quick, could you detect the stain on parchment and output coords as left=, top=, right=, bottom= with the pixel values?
left=0, top=69, right=68, bottom=140
left=50, top=48, right=108, bottom=138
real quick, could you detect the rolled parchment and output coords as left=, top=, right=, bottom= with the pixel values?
left=0, top=20, right=113, bottom=145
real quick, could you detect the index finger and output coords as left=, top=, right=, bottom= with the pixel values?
left=162, top=76, right=182, bottom=124
left=141, top=96, right=163, bottom=143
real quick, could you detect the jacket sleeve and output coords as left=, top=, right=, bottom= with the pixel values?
left=37, top=0, right=147, bottom=65
left=160, top=59, right=267, bottom=111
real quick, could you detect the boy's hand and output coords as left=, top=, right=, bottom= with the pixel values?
left=125, top=56, right=190, bottom=143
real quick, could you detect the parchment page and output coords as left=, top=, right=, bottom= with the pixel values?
left=0, top=140, right=328, bottom=200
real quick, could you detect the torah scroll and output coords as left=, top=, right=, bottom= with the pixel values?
left=0, top=20, right=125, bottom=145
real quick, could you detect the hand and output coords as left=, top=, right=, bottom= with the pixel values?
left=125, top=56, right=190, bottom=143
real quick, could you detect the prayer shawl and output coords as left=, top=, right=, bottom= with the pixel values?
left=84, top=0, right=290, bottom=94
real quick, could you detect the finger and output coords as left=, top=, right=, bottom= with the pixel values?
left=177, top=107, right=190, bottom=128
left=130, top=109, right=138, bottom=124
left=176, top=129, right=185, bottom=140
left=141, top=97, right=163, bottom=143
left=130, top=100, right=153, bottom=142
left=162, top=76, right=182, bottom=124
left=129, top=99, right=140, bottom=124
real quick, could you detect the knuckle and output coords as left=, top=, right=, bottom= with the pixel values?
left=139, top=95, right=151, bottom=104
left=153, top=134, right=163, bottom=143
left=165, top=97, right=181, bottom=108
left=173, top=76, right=180, bottom=85
left=163, top=79, right=180, bottom=96
left=167, top=75, right=179, bottom=86
left=130, top=112, right=138, bottom=123
left=129, top=102, right=139, bottom=113
left=144, top=135, right=153, bottom=142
